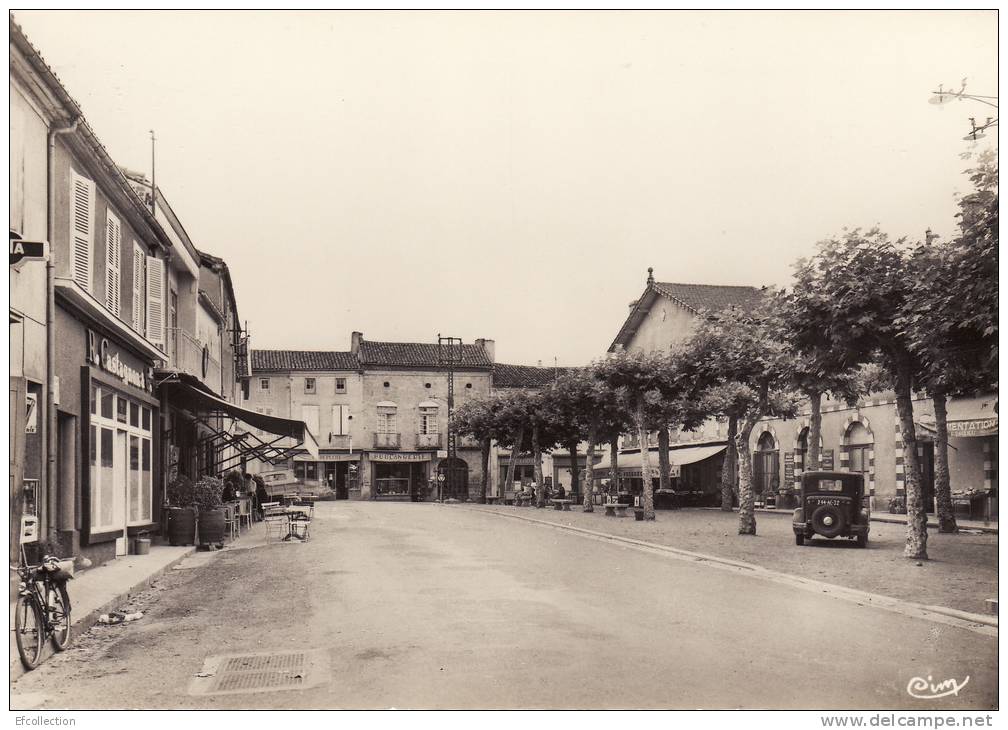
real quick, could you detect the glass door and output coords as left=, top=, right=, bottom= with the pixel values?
left=114, top=430, right=128, bottom=556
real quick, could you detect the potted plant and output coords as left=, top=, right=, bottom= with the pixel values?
left=194, top=476, right=226, bottom=548
left=166, top=474, right=197, bottom=546
left=888, top=494, right=907, bottom=514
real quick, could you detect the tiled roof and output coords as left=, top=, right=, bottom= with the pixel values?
left=652, top=282, right=765, bottom=315
left=357, top=341, right=493, bottom=369
left=492, top=364, right=575, bottom=389
left=251, top=350, right=359, bottom=372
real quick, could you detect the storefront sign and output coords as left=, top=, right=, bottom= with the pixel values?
left=25, top=393, right=37, bottom=434
left=293, top=452, right=359, bottom=462
left=370, top=451, right=431, bottom=462
left=821, top=449, right=834, bottom=471
left=9, top=237, right=49, bottom=270
left=87, top=329, right=152, bottom=392
left=784, top=452, right=795, bottom=483
left=948, top=418, right=998, bottom=438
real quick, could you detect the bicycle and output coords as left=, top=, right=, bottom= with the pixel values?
left=12, top=547, right=73, bottom=670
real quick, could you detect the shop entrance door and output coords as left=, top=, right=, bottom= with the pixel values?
left=114, top=430, right=128, bottom=556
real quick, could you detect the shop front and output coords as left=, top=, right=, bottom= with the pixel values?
left=51, top=303, right=165, bottom=567
left=293, top=451, right=360, bottom=499
left=365, top=451, right=431, bottom=501
left=591, top=443, right=727, bottom=508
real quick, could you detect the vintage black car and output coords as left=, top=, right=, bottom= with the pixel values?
left=792, top=470, right=870, bottom=547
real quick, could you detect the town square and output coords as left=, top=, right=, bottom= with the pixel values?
left=7, top=9, right=999, bottom=717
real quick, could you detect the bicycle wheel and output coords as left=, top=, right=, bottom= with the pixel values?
left=48, top=584, right=71, bottom=651
left=15, top=595, right=44, bottom=670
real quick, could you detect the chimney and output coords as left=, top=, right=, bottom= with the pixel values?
left=647, top=266, right=654, bottom=286
left=537, top=359, right=543, bottom=367
left=475, top=338, right=495, bottom=362
left=351, top=331, right=363, bottom=354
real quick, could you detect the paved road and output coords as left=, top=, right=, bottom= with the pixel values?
left=11, top=502, right=997, bottom=709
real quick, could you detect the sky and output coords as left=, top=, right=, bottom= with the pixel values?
left=13, top=10, right=998, bottom=366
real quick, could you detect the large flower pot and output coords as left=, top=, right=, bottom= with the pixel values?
left=167, top=507, right=196, bottom=546
left=198, top=508, right=226, bottom=547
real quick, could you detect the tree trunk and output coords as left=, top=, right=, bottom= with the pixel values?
left=658, top=427, right=671, bottom=494
left=504, top=426, right=523, bottom=503
left=610, top=439, right=619, bottom=500
left=932, top=392, right=957, bottom=534
left=480, top=437, right=491, bottom=504
left=582, top=427, right=597, bottom=512
left=721, top=416, right=737, bottom=511
left=736, top=413, right=760, bottom=535
left=807, top=390, right=822, bottom=471
left=637, top=402, right=655, bottom=520
left=568, top=439, right=580, bottom=499
left=532, top=424, right=545, bottom=508
left=895, top=369, right=928, bottom=560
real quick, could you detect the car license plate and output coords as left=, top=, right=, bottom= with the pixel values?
left=810, top=498, right=842, bottom=507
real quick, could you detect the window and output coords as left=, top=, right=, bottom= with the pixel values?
left=301, top=405, right=320, bottom=437
left=131, top=243, right=145, bottom=333
left=419, top=406, right=438, bottom=435
left=260, top=378, right=270, bottom=390
left=335, top=378, right=346, bottom=394
left=332, top=405, right=350, bottom=436
left=105, top=210, right=121, bottom=316
left=304, top=377, right=316, bottom=394
left=70, top=170, right=95, bottom=292
left=377, top=405, right=397, bottom=434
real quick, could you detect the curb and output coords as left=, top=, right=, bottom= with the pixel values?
left=10, top=545, right=198, bottom=684
left=459, top=505, right=999, bottom=634
left=701, top=506, right=999, bottom=535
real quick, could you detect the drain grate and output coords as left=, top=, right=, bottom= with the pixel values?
left=189, top=650, right=329, bottom=696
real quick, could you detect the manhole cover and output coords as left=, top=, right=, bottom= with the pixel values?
left=189, top=650, right=330, bottom=696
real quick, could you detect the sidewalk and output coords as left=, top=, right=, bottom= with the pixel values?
left=745, top=505, right=998, bottom=534
left=466, top=504, right=998, bottom=617
left=10, top=544, right=196, bottom=682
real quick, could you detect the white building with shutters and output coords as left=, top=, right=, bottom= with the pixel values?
left=11, top=17, right=180, bottom=567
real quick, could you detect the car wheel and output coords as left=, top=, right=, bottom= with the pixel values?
left=811, top=504, right=847, bottom=539
left=795, top=533, right=805, bottom=546
left=857, top=533, right=868, bottom=548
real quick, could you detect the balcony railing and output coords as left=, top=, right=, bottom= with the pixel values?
left=416, top=432, right=441, bottom=449
left=173, top=328, right=222, bottom=394
left=374, top=432, right=401, bottom=449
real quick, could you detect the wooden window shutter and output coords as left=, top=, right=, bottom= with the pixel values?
left=132, top=243, right=145, bottom=332
left=104, top=210, right=121, bottom=315
left=145, top=255, right=165, bottom=347
left=70, top=170, right=95, bottom=292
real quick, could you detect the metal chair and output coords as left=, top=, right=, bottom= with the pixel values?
left=223, top=501, right=239, bottom=542
left=288, top=499, right=314, bottom=541
left=262, top=503, right=288, bottom=543
left=237, top=497, right=253, bottom=532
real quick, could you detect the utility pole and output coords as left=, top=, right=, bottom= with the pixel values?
left=438, top=335, right=462, bottom=502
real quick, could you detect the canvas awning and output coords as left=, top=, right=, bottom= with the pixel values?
left=591, top=443, right=727, bottom=473
left=157, top=371, right=319, bottom=469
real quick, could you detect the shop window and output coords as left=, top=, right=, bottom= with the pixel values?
left=100, top=390, right=114, bottom=419
left=294, top=462, right=306, bottom=479
left=335, top=378, right=346, bottom=394
left=142, top=407, right=151, bottom=431
left=130, top=401, right=140, bottom=428
left=304, top=377, right=316, bottom=394
left=116, top=397, right=128, bottom=424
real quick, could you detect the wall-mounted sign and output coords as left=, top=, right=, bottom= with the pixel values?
left=821, top=449, right=834, bottom=471
left=370, top=451, right=431, bottom=462
left=784, top=452, right=795, bottom=483
left=86, top=329, right=152, bottom=392
left=948, top=418, right=998, bottom=438
left=9, top=234, right=49, bottom=270
left=25, top=392, right=37, bottom=434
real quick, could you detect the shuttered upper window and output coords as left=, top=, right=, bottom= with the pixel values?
left=70, top=170, right=95, bottom=292
left=332, top=405, right=351, bottom=436
left=301, top=405, right=320, bottom=437
left=105, top=210, right=121, bottom=316
left=131, top=243, right=145, bottom=333
left=146, top=255, right=165, bottom=347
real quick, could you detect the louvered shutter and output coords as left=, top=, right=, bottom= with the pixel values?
left=145, top=256, right=165, bottom=347
left=131, top=243, right=145, bottom=332
left=104, top=211, right=121, bottom=315
left=341, top=406, right=351, bottom=436
left=70, top=171, right=94, bottom=291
